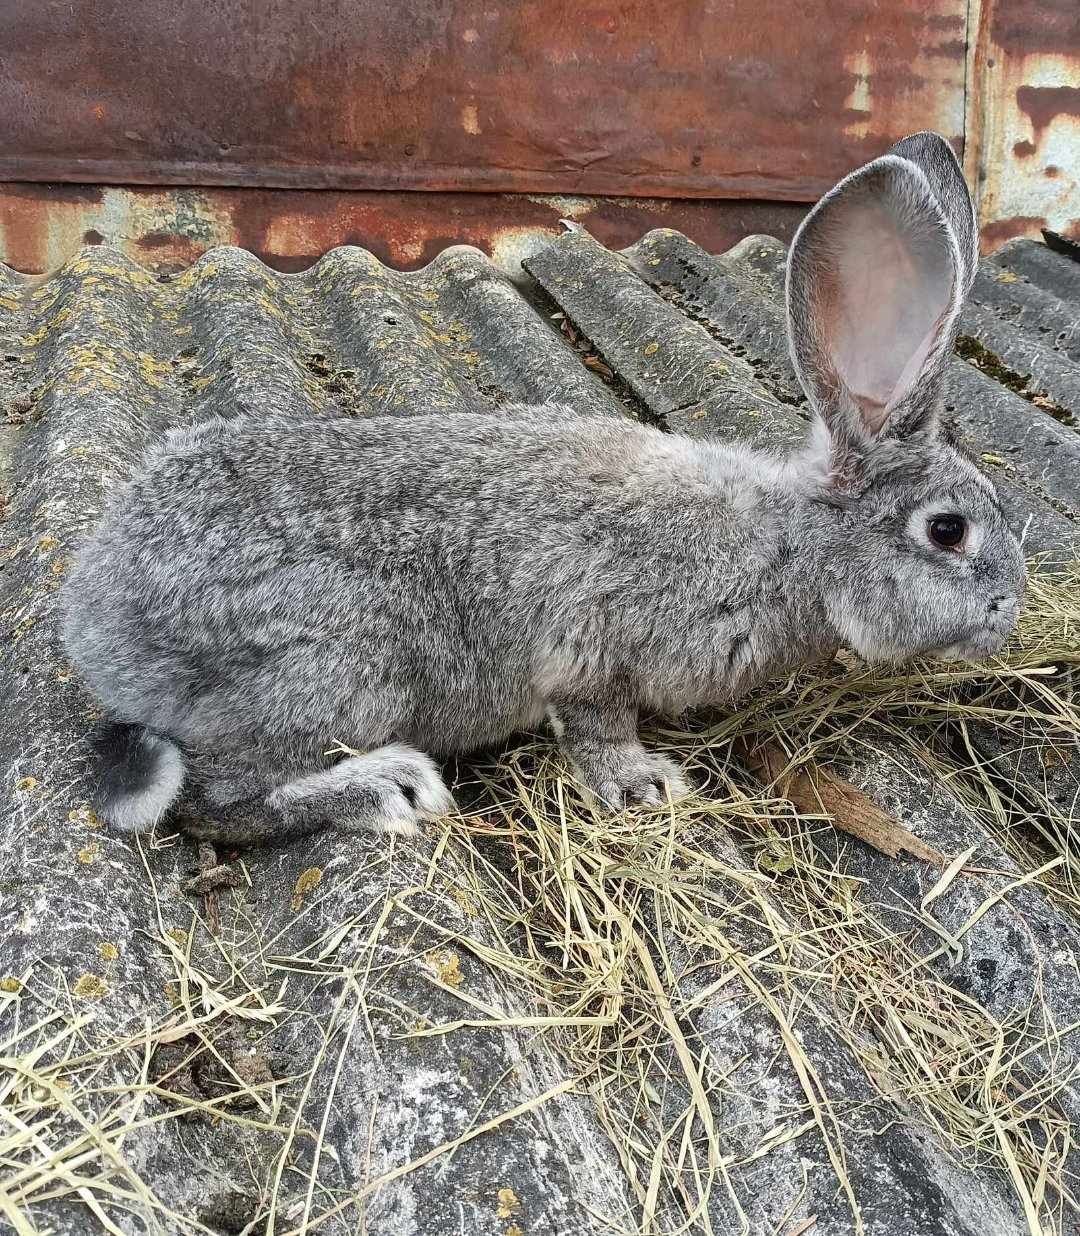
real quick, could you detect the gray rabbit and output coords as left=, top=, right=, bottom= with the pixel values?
left=61, top=132, right=1026, bottom=844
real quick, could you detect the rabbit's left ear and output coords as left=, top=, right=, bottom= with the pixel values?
left=787, top=133, right=974, bottom=464
left=888, top=132, right=979, bottom=292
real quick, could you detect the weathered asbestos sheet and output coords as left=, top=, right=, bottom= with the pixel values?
left=1, top=232, right=1078, bottom=1235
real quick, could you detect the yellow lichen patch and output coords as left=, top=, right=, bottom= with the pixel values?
left=252, top=293, right=287, bottom=323
left=35, top=535, right=60, bottom=554
left=72, top=973, right=108, bottom=1000
left=643, top=341, right=659, bottom=356
left=165, top=927, right=189, bottom=948
left=0, top=976, right=23, bottom=994
left=164, top=981, right=182, bottom=1008
left=76, top=841, right=101, bottom=865
left=506, top=1226, right=524, bottom=1236
left=14, top=776, right=38, bottom=793
left=169, top=262, right=219, bottom=292
left=136, top=352, right=172, bottom=388
left=996, top=269, right=1019, bottom=283
left=21, top=304, right=72, bottom=347
left=67, top=804, right=101, bottom=827
left=348, top=281, right=389, bottom=299
left=496, top=1187, right=521, bottom=1219
left=12, top=616, right=36, bottom=642
left=290, top=867, right=323, bottom=912
left=98, top=941, right=119, bottom=962
left=30, top=282, right=61, bottom=305
left=75, top=258, right=155, bottom=288
left=450, top=886, right=478, bottom=917
left=54, top=341, right=127, bottom=396
left=426, top=948, right=463, bottom=988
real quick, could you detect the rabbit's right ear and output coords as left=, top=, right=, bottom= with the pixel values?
left=787, top=134, right=974, bottom=487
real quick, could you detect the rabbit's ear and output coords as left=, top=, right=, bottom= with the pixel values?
left=787, top=139, right=970, bottom=469
left=887, top=132, right=979, bottom=292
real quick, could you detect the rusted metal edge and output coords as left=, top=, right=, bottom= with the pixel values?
left=0, top=154, right=875, bottom=203
left=0, top=183, right=808, bottom=276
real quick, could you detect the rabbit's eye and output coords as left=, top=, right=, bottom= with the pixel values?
left=928, top=514, right=966, bottom=549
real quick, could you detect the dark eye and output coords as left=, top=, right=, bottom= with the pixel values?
left=928, top=514, right=967, bottom=549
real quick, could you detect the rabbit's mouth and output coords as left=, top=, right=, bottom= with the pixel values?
left=827, top=589, right=1021, bottom=668
left=931, top=596, right=1022, bottom=664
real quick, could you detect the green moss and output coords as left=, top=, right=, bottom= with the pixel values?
left=955, top=334, right=1032, bottom=394
left=956, top=335, right=1076, bottom=426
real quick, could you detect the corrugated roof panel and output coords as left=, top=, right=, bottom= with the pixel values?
left=527, top=227, right=1080, bottom=555
left=994, top=237, right=1080, bottom=305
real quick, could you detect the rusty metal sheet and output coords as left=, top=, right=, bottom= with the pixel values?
left=0, top=1, right=966, bottom=201
left=966, top=0, right=1080, bottom=250
left=0, top=182, right=806, bottom=275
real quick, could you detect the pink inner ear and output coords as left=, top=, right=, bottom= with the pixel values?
left=822, top=199, right=955, bottom=434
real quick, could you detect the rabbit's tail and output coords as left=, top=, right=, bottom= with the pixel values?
left=88, top=721, right=185, bottom=833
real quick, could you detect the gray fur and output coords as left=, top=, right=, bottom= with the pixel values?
left=265, top=745, right=455, bottom=837
left=60, top=132, right=1026, bottom=842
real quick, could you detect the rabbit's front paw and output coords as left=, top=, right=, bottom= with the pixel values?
left=573, top=744, right=689, bottom=812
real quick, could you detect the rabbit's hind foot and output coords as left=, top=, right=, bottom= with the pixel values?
left=266, top=744, right=456, bottom=837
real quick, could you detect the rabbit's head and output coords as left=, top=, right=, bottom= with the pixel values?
left=786, top=132, right=1026, bottom=665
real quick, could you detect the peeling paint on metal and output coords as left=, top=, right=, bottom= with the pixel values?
left=966, top=0, right=1080, bottom=250
left=0, top=184, right=807, bottom=276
